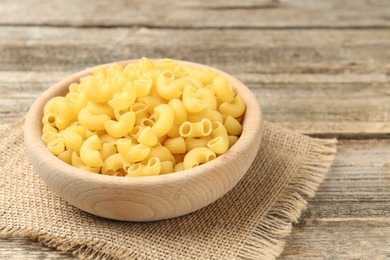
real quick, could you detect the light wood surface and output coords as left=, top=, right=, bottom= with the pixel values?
left=1, top=0, right=390, bottom=258
left=24, top=60, right=263, bottom=221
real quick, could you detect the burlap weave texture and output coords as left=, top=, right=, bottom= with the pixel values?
left=0, top=118, right=336, bottom=259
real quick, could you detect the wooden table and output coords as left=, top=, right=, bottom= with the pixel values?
left=1, top=0, right=390, bottom=258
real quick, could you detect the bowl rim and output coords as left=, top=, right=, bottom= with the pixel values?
left=24, top=59, right=262, bottom=187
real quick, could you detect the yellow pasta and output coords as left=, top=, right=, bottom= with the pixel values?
left=127, top=157, right=161, bottom=177
left=130, top=126, right=144, bottom=140
left=108, top=83, right=137, bottom=111
left=145, top=69, right=161, bottom=85
left=100, top=142, right=117, bottom=161
left=142, top=146, right=175, bottom=165
left=70, top=91, right=89, bottom=114
left=173, top=162, right=184, bottom=172
left=152, top=104, right=174, bottom=137
left=139, top=57, right=155, bottom=74
left=179, top=118, right=212, bottom=138
left=86, top=101, right=114, bottom=119
left=213, top=76, right=234, bottom=103
left=173, top=153, right=186, bottom=163
left=191, top=68, right=219, bottom=85
left=130, top=103, right=148, bottom=126
left=197, top=88, right=217, bottom=110
left=224, top=115, right=243, bottom=135
left=104, top=111, right=136, bottom=138
left=102, top=153, right=129, bottom=176
left=71, top=152, right=101, bottom=173
left=57, top=150, right=73, bottom=165
left=42, top=113, right=56, bottom=127
left=160, top=161, right=174, bottom=175
left=61, top=125, right=85, bottom=152
left=165, top=123, right=179, bottom=138
left=156, top=74, right=181, bottom=100
left=138, top=96, right=162, bottom=114
left=228, top=135, right=238, bottom=148
left=184, top=136, right=212, bottom=152
left=117, top=138, right=150, bottom=163
left=180, top=76, right=203, bottom=89
left=78, top=107, right=111, bottom=131
left=80, top=135, right=104, bottom=167
left=139, top=118, right=154, bottom=128
left=42, top=58, right=246, bottom=176
left=187, top=108, right=223, bottom=123
left=182, top=85, right=207, bottom=113
left=155, top=58, right=177, bottom=71
left=163, top=137, right=186, bottom=154
left=183, top=147, right=216, bottom=170
left=168, top=98, right=187, bottom=124
left=219, top=95, right=246, bottom=118
left=82, top=78, right=114, bottom=103
left=133, top=76, right=153, bottom=97
left=42, top=123, right=58, bottom=134
left=47, top=138, right=65, bottom=155
left=207, top=122, right=229, bottom=154
left=138, top=126, right=158, bottom=147
left=42, top=131, right=57, bottom=145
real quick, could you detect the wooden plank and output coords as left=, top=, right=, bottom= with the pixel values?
left=0, top=27, right=389, bottom=136
left=280, top=220, right=390, bottom=259
left=1, top=70, right=390, bottom=137
left=0, top=0, right=389, bottom=28
left=0, top=238, right=74, bottom=259
left=1, top=139, right=389, bottom=258
left=1, top=27, right=389, bottom=74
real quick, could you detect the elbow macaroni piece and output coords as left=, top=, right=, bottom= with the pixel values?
left=138, top=126, right=158, bottom=147
left=117, top=139, right=150, bottom=163
left=42, top=58, right=246, bottom=176
left=224, top=116, right=243, bottom=135
left=160, top=161, right=174, bottom=174
left=183, top=147, right=216, bottom=170
left=207, top=122, right=229, bottom=154
left=152, top=104, right=174, bottom=137
left=163, top=137, right=186, bottom=154
left=133, top=76, right=153, bottom=97
left=102, top=153, right=129, bottom=176
left=213, top=76, right=234, bottom=103
left=108, top=83, right=137, bottom=111
left=104, top=111, right=136, bottom=138
left=168, top=98, right=187, bottom=124
left=142, top=145, right=176, bottom=165
left=182, top=85, right=207, bottom=113
left=127, top=157, right=161, bottom=177
left=156, top=74, right=181, bottom=100
left=61, top=125, right=85, bottom=152
left=78, top=107, right=111, bottom=131
left=80, top=135, right=104, bottom=168
left=179, top=118, right=212, bottom=138
left=219, top=95, right=246, bottom=118
left=71, top=152, right=101, bottom=173
left=184, top=136, right=212, bottom=152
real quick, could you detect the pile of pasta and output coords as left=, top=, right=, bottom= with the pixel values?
left=41, top=58, right=246, bottom=177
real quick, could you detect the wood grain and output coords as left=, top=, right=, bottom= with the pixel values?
left=1, top=27, right=389, bottom=74
left=0, top=27, right=389, bottom=137
left=0, top=0, right=389, bottom=28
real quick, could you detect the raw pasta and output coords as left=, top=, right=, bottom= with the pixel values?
left=41, top=58, right=246, bottom=177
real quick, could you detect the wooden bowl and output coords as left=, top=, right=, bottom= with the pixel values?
left=24, top=60, right=263, bottom=221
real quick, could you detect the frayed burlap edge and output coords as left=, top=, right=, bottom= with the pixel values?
left=0, top=120, right=337, bottom=260
left=238, top=138, right=337, bottom=260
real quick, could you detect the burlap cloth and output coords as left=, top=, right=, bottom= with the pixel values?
left=0, top=118, right=336, bottom=259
